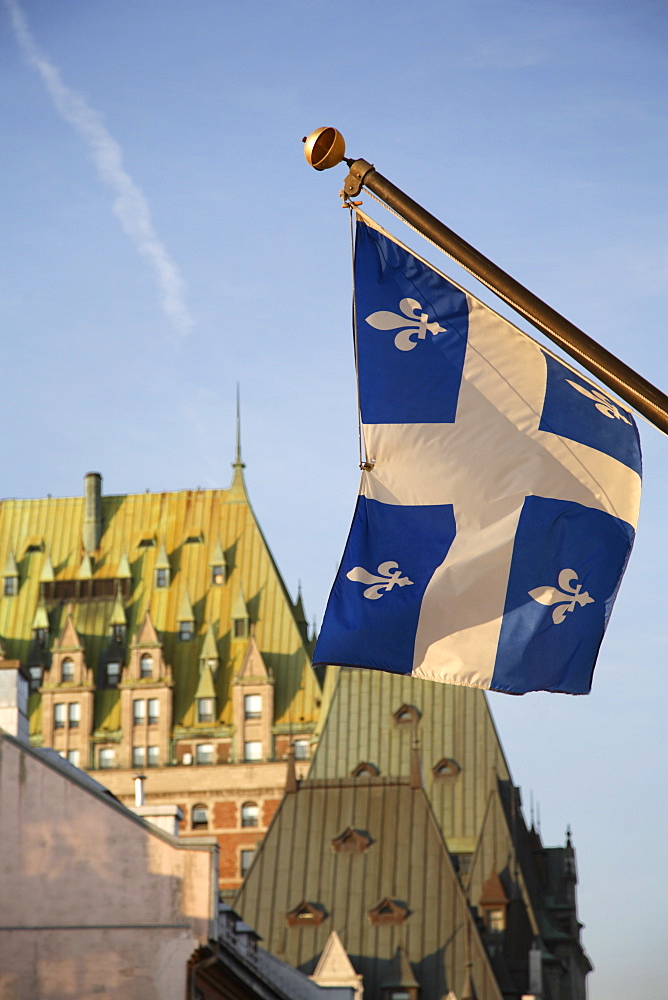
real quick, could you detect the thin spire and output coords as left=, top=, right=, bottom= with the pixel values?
left=227, top=385, right=248, bottom=501
left=234, top=383, right=245, bottom=471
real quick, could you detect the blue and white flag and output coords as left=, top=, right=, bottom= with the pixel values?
left=313, top=213, right=642, bottom=694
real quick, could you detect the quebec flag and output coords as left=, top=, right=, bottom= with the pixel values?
left=313, top=212, right=642, bottom=694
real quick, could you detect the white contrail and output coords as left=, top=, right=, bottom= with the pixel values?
left=5, top=0, right=194, bottom=341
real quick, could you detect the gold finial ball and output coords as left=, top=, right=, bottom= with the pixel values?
left=303, top=127, right=346, bottom=170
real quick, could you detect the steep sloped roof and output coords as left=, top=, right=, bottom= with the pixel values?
left=234, top=775, right=503, bottom=1000
left=308, top=667, right=512, bottom=853
left=0, top=468, right=318, bottom=736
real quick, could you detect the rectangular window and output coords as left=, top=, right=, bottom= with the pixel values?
left=197, top=698, right=214, bottom=723
left=4, top=577, right=16, bottom=596
left=155, top=568, right=168, bottom=588
left=211, top=565, right=225, bottom=585
left=133, top=699, right=146, bottom=725
left=132, top=746, right=145, bottom=767
left=147, top=698, right=159, bottom=725
left=147, top=746, right=159, bottom=767
left=240, top=849, right=255, bottom=877
left=54, top=703, right=66, bottom=729
left=233, top=618, right=247, bottom=638
left=140, top=654, right=153, bottom=679
left=29, top=666, right=42, bottom=692
left=196, top=743, right=215, bottom=765
left=67, top=749, right=80, bottom=768
left=244, top=741, right=262, bottom=762
left=244, top=694, right=262, bottom=719
left=99, top=748, right=115, bottom=769
left=179, top=621, right=194, bottom=641
left=294, top=739, right=309, bottom=760
left=105, top=661, right=121, bottom=686
left=68, top=702, right=80, bottom=728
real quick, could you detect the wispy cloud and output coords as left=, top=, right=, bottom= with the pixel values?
left=5, top=0, right=194, bottom=341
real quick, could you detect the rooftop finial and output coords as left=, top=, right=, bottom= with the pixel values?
left=234, top=383, right=245, bottom=471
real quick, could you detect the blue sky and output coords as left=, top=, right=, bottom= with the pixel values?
left=2, top=1, right=666, bottom=995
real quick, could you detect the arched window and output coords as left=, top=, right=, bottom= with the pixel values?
left=192, top=803, right=209, bottom=829
left=61, top=658, right=74, bottom=683
left=241, top=802, right=259, bottom=828
left=140, top=653, right=153, bottom=679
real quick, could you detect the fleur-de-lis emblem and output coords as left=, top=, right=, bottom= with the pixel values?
left=346, top=560, right=414, bottom=600
left=365, top=297, right=446, bottom=352
left=528, top=568, right=594, bottom=624
left=566, top=380, right=631, bottom=423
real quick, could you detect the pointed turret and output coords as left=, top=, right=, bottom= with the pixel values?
left=116, top=552, right=131, bottom=579
left=231, top=588, right=250, bottom=640
left=39, top=551, right=55, bottom=584
left=293, top=582, right=309, bottom=642
left=285, top=743, right=298, bottom=794
left=77, top=553, right=93, bottom=580
left=380, top=947, right=420, bottom=1000
left=199, top=625, right=220, bottom=670
left=310, top=929, right=364, bottom=999
left=3, top=549, right=19, bottom=596
left=109, top=584, right=127, bottom=628
left=154, top=539, right=170, bottom=589
left=209, top=539, right=226, bottom=586
left=31, top=598, right=50, bottom=633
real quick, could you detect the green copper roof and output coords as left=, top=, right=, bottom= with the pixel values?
left=31, top=598, right=49, bottom=631
left=77, top=554, right=93, bottom=580
left=231, top=587, right=249, bottom=621
left=177, top=589, right=194, bottom=623
left=155, top=540, right=170, bottom=570
left=0, top=472, right=319, bottom=737
left=3, top=549, right=18, bottom=577
left=116, top=552, right=131, bottom=579
left=39, top=552, right=55, bottom=583
left=109, top=585, right=127, bottom=627
left=194, top=665, right=217, bottom=701
left=209, top=539, right=225, bottom=568
left=199, top=625, right=219, bottom=664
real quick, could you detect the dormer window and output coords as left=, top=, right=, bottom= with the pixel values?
left=105, top=661, right=121, bottom=687
left=286, top=901, right=326, bottom=927
left=112, top=624, right=125, bottom=643
left=432, top=757, right=461, bottom=778
left=393, top=703, right=421, bottom=726
left=155, top=568, right=168, bottom=588
left=29, top=666, right=43, bottom=692
left=140, top=653, right=153, bottom=679
left=368, top=898, right=410, bottom=926
left=4, top=577, right=17, bottom=597
left=34, top=627, right=48, bottom=647
left=351, top=761, right=380, bottom=778
left=211, top=565, right=225, bottom=586
left=331, top=827, right=373, bottom=853
left=233, top=617, right=248, bottom=639
left=179, top=621, right=194, bottom=641
left=61, top=658, right=75, bottom=683
left=197, top=697, right=215, bottom=723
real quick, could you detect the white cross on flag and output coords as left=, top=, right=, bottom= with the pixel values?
left=313, top=212, right=642, bottom=694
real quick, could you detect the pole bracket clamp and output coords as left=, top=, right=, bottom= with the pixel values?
left=343, top=158, right=375, bottom=198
